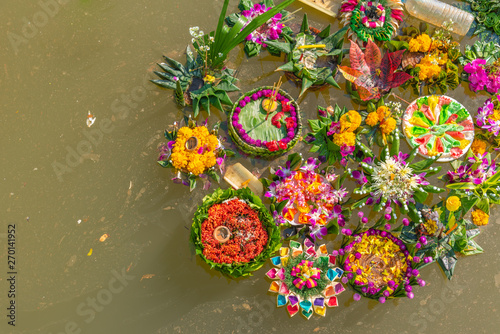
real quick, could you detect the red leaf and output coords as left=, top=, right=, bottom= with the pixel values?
left=388, top=71, right=413, bottom=89
left=348, top=41, right=369, bottom=73
left=388, top=50, right=405, bottom=74
left=355, top=84, right=381, bottom=101
left=338, top=66, right=364, bottom=83
left=364, top=40, right=382, bottom=72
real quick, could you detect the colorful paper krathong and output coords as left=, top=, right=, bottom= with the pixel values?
left=266, top=240, right=345, bottom=319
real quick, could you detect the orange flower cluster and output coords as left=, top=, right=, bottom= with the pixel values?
left=201, top=199, right=268, bottom=264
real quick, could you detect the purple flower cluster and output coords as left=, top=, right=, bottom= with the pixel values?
left=476, top=96, right=500, bottom=136
left=464, top=59, right=500, bottom=94
left=446, top=154, right=497, bottom=185
left=232, top=89, right=298, bottom=147
left=241, top=3, right=284, bottom=46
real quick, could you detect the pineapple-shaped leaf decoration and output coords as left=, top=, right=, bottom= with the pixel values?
left=268, top=14, right=348, bottom=98
left=151, top=46, right=240, bottom=118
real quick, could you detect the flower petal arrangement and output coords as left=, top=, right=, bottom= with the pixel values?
left=227, top=86, right=302, bottom=157
left=351, top=146, right=444, bottom=220
left=262, top=154, right=348, bottom=241
left=269, top=14, right=348, bottom=97
left=305, top=104, right=373, bottom=166
left=266, top=239, right=345, bottom=319
left=190, top=187, right=281, bottom=278
left=225, top=0, right=292, bottom=58
left=402, top=95, right=474, bottom=162
left=339, top=39, right=412, bottom=104
left=339, top=0, right=404, bottom=43
left=337, top=225, right=426, bottom=302
left=158, top=117, right=233, bottom=191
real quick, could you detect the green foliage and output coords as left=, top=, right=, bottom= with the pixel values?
left=465, top=0, right=500, bottom=39
left=190, top=188, right=281, bottom=278
left=275, top=15, right=348, bottom=97
left=206, top=0, right=295, bottom=69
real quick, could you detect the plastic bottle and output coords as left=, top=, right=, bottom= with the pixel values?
left=404, top=0, right=474, bottom=36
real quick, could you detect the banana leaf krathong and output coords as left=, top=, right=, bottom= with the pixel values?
left=267, top=14, right=348, bottom=97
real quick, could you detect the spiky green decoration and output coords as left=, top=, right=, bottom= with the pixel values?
left=151, top=46, right=239, bottom=117
left=267, top=14, right=348, bottom=97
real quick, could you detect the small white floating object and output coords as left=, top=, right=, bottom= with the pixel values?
left=86, top=111, right=96, bottom=127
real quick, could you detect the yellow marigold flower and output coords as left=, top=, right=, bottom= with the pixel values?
left=366, top=112, right=379, bottom=126
left=340, top=110, right=362, bottom=132
left=417, top=34, right=432, bottom=52
left=471, top=209, right=489, bottom=226
left=471, top=139, right=488, bottom=156
left=187, top=157, right=206, bottom=175
left=203, top=151, right=217, bottom=168
left=446, top=196, right=461, bottom=212
left=380, top=117, right=397, bottom=134
left=176, top=126, right=193, bottom=139
left=206, top=134, right=219, bottom=151
left=333, top=131, right=356, bottom=147
left=171, top=152, right=188, bottom=169
left=376, top=106, right=391, bottom=122
left=416, top=55, right=442, bottom=80
left=408, top=38, right=421, bottom=53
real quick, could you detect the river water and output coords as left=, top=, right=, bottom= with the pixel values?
left=0, top=0, right=499, bottom=333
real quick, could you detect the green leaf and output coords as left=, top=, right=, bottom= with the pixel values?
left=300, top=13, right=309, bottom=33
left=264, top=40, right=292, bottom=54
left=476, top=198, right=490, bottom=214
left=413, top=189, right=428, bottom=203
left=157, top=160, right=172, bottom=168
left=446, top=182, right=476, bottom=190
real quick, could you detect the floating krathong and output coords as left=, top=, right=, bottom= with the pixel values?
left=339, top=0, right=404, bottom=43
left=264, top=154, right=348, bottom=240
left=338, top=228, right=426, bottom=301
left=227, top=86, right=301, bottom=158
left=158, top=117, right=233, bottom=191
left=266, top=240, right=345, bottom=319
left=190, top=188, right=281, bottom=278
left=402, top=95, right=474, bottom=162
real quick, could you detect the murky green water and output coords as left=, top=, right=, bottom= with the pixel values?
left=1, top=0, right=499, bottom=333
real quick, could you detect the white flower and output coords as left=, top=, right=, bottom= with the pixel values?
left=209, top=36, right=215, bottom=42
left=218, top=52, right=223, bottom=57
